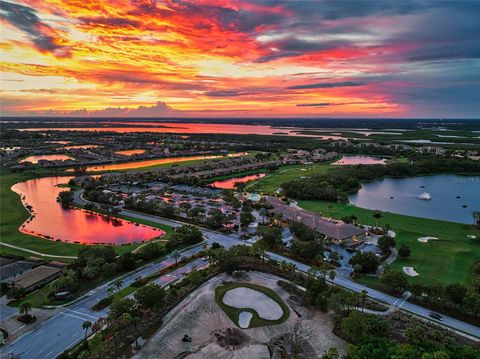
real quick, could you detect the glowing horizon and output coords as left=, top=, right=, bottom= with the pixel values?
left=1, top=1, right=479, bottom=118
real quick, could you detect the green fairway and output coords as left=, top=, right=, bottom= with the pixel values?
left=298, top=200, right=480, bottom=285
left=248, top=163, right=332, bottom=193
left=215, top=282, right=290, bottom=328
left=0, top=173, right=172, bottom=259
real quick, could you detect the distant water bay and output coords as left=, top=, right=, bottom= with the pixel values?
left=348, top=174, right=480, bottom=224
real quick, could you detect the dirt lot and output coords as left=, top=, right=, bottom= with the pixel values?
left=133, top=271, right=347, bottom=359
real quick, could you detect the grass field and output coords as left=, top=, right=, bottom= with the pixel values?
left=298, top=200, right=480, bottom=285
left=215, top=282, right=290, bottom=328
left=0, top=173, right=173, bottom=259
left=248, top=163, right=332, bottom=193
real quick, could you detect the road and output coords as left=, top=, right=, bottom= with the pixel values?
left=74, top=191, right=480, bottom=340
left=2, top=192, right=478, bottom=358
left=1, top=248, right=208, bottom=359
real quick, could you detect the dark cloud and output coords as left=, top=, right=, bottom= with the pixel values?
left=0, top=1, right=70, bottom=56
left=205, top=90, right=252, bottom=97
left=296, top=103, right=331, bottom=107
left=287, top=81, right=366, bottom=90
left=79, top=16, right=141, bottom=28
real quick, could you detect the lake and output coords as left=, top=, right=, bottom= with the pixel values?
left=20, top=122, right=350, bottom=140
left=20, top=154, right=74, bottom=163
left=67, top=152, right=246, bottom=172
left=115, top=149, right=146, bottom=156
left=348, top=174, right=480, bottom=224
left=209, top=173, right=266, bottom=189
left=12, top=176, right=164, bottom=245
left=333, top=155, right=386, bottom=165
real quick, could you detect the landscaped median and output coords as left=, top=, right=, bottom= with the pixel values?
left=215, top=282, right=290, bottom=329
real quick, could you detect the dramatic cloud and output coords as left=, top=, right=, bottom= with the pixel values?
left=287, top=81, right=366, bottom=90
left=0, top=1, right=71, bottom=57
left=1, top=0, right=479, bottom=117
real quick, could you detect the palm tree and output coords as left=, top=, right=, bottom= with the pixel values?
left=359, top=289, right=368, bottom=312
left=328, top=270, right=336, bottom=283
left=472, top=211, right=480, bottom=228
left=373, top=211, right=382, bottom=227
left=172, top=250, right=181, bottom=266
left=113, top=279, right=123, bottom=292
left=107, top=286, right=115, bottom=297
left=259, top=207, right=269, bottom=224
left=19, top=301, right=32, bottom=318
left=327, top=204, right=334, bottom=218
left=82, top=320, right=92, bottom=340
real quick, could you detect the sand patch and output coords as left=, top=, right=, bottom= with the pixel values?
left=417, top=236, right=438, bottom=243
left=223, top=287, right=283, bottom=320
left=403, top=267, right=419, bottom=277
left=467, top=235, right=477, bottom=239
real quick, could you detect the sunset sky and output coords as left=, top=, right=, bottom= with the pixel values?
left=1, top=0, right=479, bottom=118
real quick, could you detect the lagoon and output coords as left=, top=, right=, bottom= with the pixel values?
left=348, top=174, right=480, bottom=224
left=12, top=176, right=164, bottom=244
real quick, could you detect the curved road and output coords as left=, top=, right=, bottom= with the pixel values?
left=2, top=191, right=478, bottom=358
left=74, top=191, right=480, bottom=340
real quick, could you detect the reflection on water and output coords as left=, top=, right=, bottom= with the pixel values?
left=115, top=149, right=146, bottom=156
left=333, top=155, right=386, bottom=165
left=12, top=177, right=164, bottom=245
left=67, top=153, right=245, bottom=172
left=209, top=173, right=266, bottom=189
left=20, top=155, right=74, bottom=163
left=64, top=145, right=100, bottom=150
left=21, top=122, right=351, bottom=139
left=349, top=175, right=480, bottom=224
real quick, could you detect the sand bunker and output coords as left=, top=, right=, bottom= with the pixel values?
left=403, top=267, right=419, bottom=277
left=417, top=236, right=438, bottom=243
left=223, top=287, right=283, bottom=320
left=467, top=235, right=477, bottom=239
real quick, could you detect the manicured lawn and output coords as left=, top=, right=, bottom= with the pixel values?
left=0, top=173, right=172, bottom=259
left=248, top=163, right=333, bottom=193
left=215, top=282, right=290, bottom=328
left=298, top=200, right=480, bottom=285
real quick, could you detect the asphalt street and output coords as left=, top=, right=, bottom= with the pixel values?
left=2, top=191, right=478, bottom=358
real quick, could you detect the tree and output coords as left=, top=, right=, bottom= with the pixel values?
left=373, top=211, right=383, bottom=227
left=445, top=283, right=468, bottom=305
left=358, top=289, right=368, bottom=312
left=398, top=245, right=411, bottom=258
left=328, top=270, right=336, bottom=283
left=258, top=225, right=282, bottom=248
left=19, top=301, right=32, bottom=318
left=259, top=207, right=269, bottom=224
left=349, top=252, right=379, bottom=274
left=172, top=250, right=181, bottom=266
left=381, top=269, right=408, bottom=293
left=240, top=209, right=255, bottom=229
left=472, top=211, right=480, bottom=228
left=112, top=279, right=123, bottom=292
left=82, top=320, right=92, bottom=340
left=134, top=284, right=165, bottom=309
left=57, top=190, right=74, bottom=208
left=321, top=348, right=340, bottom=359
left=378, top=236, right=395, bottom=253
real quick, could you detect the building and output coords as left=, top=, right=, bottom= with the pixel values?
left=12, top=265, right=63, bottom=292
left=266, top=196, right=366, bottom=244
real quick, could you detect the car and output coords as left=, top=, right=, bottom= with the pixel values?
left=428, top=312, right=443, bottom=321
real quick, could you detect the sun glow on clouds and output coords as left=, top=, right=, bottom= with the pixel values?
left=0, top=0, right=479, bottom=118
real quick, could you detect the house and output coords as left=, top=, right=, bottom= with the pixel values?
left=12, top=265, right=62, bottom=292
left=266, top=196, right=366, bottom=243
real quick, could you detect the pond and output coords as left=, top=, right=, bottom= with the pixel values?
left=209, top=173, right=266, bottom=189
left=348, top=174, right=480, bottom=224
left=115, top=149, right=146, bottom=156
left=66, top=154, right=225, bottom=172
left=20, top=155, right=74, bottom=163
left=333, top=155, right=386, bottom=165
left=12, top=176, right=164, bottom=245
